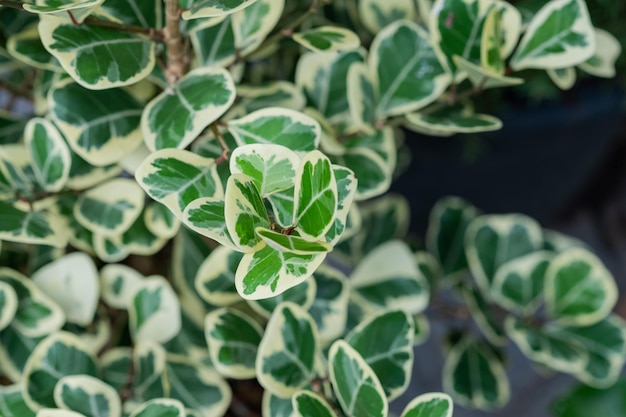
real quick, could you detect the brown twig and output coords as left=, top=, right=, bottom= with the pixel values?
left=164, top=0, right=186, bottom=83
left=211, top=123, right=231, bottom=164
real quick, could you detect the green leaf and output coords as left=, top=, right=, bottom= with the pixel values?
left=579, top=28, right=622, bottom=78
left=232, top=0, right=284, bottom=55
left=135, top=149, right=222, bottom=217
left=552, top=315, right=626, bottom=387
left=443, top=336, right=510, bottom=410
left=237, top=82, right=305, bottom=114
left=49, top=79, right=143, bottom=166
left=267, top=187, right=296, bottom=228
left=262, top=391, right=296, bottom=417
left=144, top=201, right=180, bottom=239
left=400, top=392, right=454, bottom=417
left=7, top=25, right=61, bottom=71
left=405, top=108, right=502, bottom=134
left=129, top=275, right=181, bottom=344
left=247, top=276, right=316, bottom=319
left=39, top=15, right=155, bottom=89
left=229, top=108, right=321, bottom=152
left=346, top=309, right=414, bottom=400
left=371, top=20, right=450, bottom=117
left=545, top=248, right=618, bottom=326
left=347, top=62, right=377, bottom=134
left=0, top=267, right=65, bottom=337
left=331, top=147, right=390, bottom=201
left=53, top=374, right=121, bottom=417
left=165, top=357, right=231, bottom=416
left=205, top=307, right=263, bottom=379
left=24, top=118, right=70, bottom=192
left=452, top=55, right=525, bottom=90
left=0, top=384, right=36, bottom=417
left=296, top=50, right=364, bottom=122
left=100, top=0, right=162, bottom=28
left=0, top=281, right=18, bottom=332
left=257, top=228, right=332, bottom=254
left=547, top=67, right=576, bottom=90
left=426, top=196, right=479, bottom=280
left=182, top=0, right=260, bottom=19
left=195, top=246, right=242, bottom=306
left=75, top=178, right=144, bottom=237
left=142, top=67, right=235, bottom=151
left=0, top=202, right=68, bottom=247
left=189, top=17, right=237, bottom=68
left=224, top=173, right=271, bottom=252
left=129, top=399, right=185, bottom=417
left=230, top=144, right=300, bottom=196
left=510, top=0, right=595, bottom=70
left=324, top=165, right=358, bottom=245
left=491, top=251, right=552, bottom=315
left=93, top=234, right=128, bottom=263
left=308, top=265, right=350, bottom=345
left=133, top=342, right=167, bottom=402
left=461, top=284, right=506, bottom=346
left=0, top=324, right=44, bottom=382
left=292, top=390, right=337, bottom=417
left=358, top=0, right=416, bottom=34
left=22, top=332, right=98, bottom=409
left=551, top=377, right=626, bottom=417
left=121, top=211, right=168, bottom=256
left=236, top=242, right=327, bottom=300
left=101, top=347, right=132, bottom=392
left=22, top=0, right=103, bottom=23
left=0, top=111, right=27, bottom=146
left=293, top=26, right=360, bottom=53
left=481, top=6, right=505, bottom=74
left=256, top=302, right=318, bottom=397
left=506, top=317, right=588, bottom=375
left=293, top=151, right=337, bottom=240
left=36, top=409, right=88, bottom=417
left=31, top=252, right=99, bottom=326
left=329, top=340, right=388, bottom=417
left=465, top=213, right=543, bottom=294
left=350, top=240, right=429, bottom=315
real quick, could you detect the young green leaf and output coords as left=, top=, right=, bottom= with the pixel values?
left=129, top=275, right=181, bottom=344
left=465, top=213, right=543, bottom=294
left=142, top=66, right=236, bottom=151
left=292, top=390, right=337, bottom=417
left=510, top=0, right=595, bottom=70
left=229, top=108, right=321, bottom=152
left=293, top=26, right=360, bottom=53
left=229, top=144, right=300, bottom=196
left=257, top=228, right=332, bottom=254
left=256, top=302, right=319, bottom=397
left=53, top=374, right=121, bottom=417
left=350, top=240, right=429, bottom=315
left=400, top=392, right=453, bottom=417
left=75, top=178, right=144, bottom=237
left=545, top=248, right=618, bottom=326
left=443, top=336, right=510, bottom=410
left=224, top=173, right=271, bottom=252
left=22, top=332, right=98, bottom=409
left=39, top=15, right=155, bottom=89
left=32, top=252, right=99, bottom=326
left=49, top=79, right=143, bottom=166
left=205, top=307, right=263, bottom=379
left=346, top=309, right=414, bottom=400
left=182, top=0, right=260, bottom=20
left=329, top=340, right=388, bottom=417
left=481, top=7, right=505, bottom=74
left=135, top=148, right=223, bottom=217
left=371, top=20, right=450, bottom=117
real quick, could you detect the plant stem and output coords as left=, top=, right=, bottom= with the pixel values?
left=0, top=0, right=24, bottom=10
left=211, top=123, right=231, bottom=164
left=164, top=0, right=186, bottom=83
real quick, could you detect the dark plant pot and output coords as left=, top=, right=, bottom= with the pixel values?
left=392, top=82, right=626, bottom=236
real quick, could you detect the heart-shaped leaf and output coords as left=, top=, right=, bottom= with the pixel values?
left=510, top=0, right=595, bottom=70
left=53, top=374, right=121, bottom=417
left=256, top=302, right=318, bottom=397
left=32, top=252, right=99, bottom=326
left=329, top=340, right=388, bottom=417
left=142, top=66, right=235, bottom=151
left=205, top=307, right=263, bottom=379
left=545, top=248, right=618, bottom=326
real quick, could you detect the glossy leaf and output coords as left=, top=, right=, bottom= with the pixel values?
left=183, top=197, right=236, bottom=250
left=24, top=118, right=70, bottom=192
left=545, top=248, right=618, bottom=326
left=346, top=309, right=414, bottom=400
left=371, top=20, right=449, bottom=117
left=32, top=252, right=99, bottom=326
left=22, top=332, right=98, bottom=409
left=551, top=377, right=626, bottom=417
left=194, top=246, right=241, bottom=306
left=205, top=307, right=263, bottom=379
left=49, top=80, right=143, bottom=166
left=128, top=399, right=185, bottom=417
left=135, top=148, right=222, bottom=217
left=443, top=336, right=510, bottom=410
left=400, top=392, right=454, bottom=417
left=189, top=17, right=237, bottom=67
left=292, top=390, right=337, bottom=417
left=232, top=0, right=284, bottom=55
left=510, top=0, right=595, bottom=70
left=256, top=302, right=318, bottom=397
left=329, top=340, right=388, bottom=417
left=129, top=275, right=181, bottom=344
left=257, top=228, right=332, bottom=255
left=53, top=374, right=121, bottom=417
left=7, top=25, right=61, bottom=71
left=0, top=384, right=36, bottom=417
left=359, top=0, right=416, bottom=33
left=22, top=0, right=103, bottom=22
left=293, top=26, right=360, bottom=53
left=39, top=15, right=155, bottom=89
left=142, top=67, right=235, bottom=151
